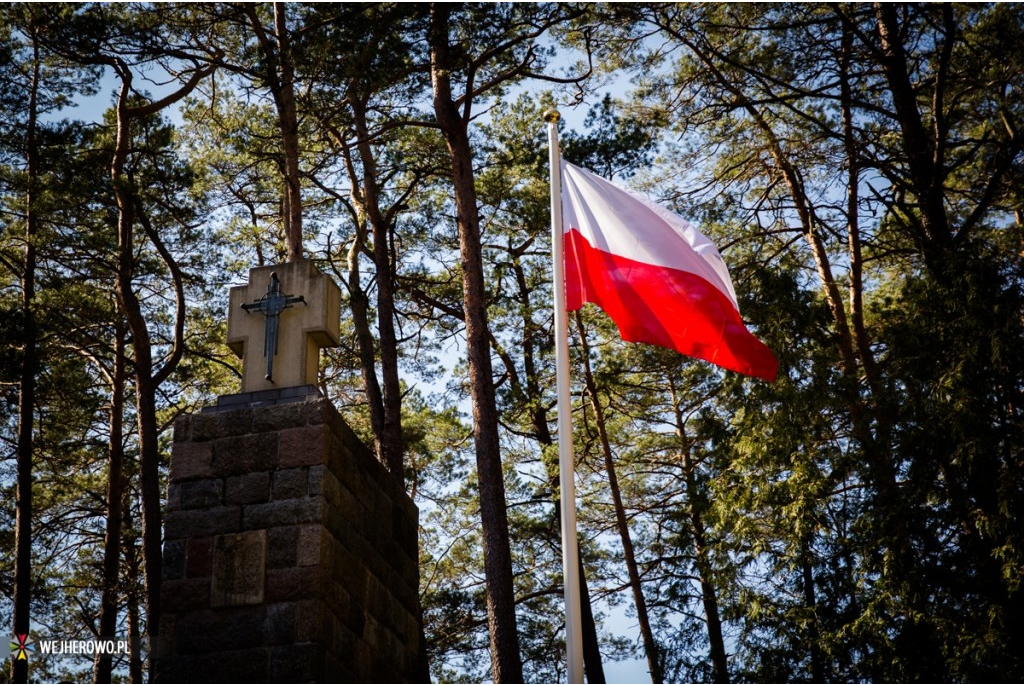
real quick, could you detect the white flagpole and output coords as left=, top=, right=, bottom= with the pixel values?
left=545, top=108, right=584, bottom=684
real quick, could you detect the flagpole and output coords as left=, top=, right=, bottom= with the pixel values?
left=545, top=108, right=584, bottom=684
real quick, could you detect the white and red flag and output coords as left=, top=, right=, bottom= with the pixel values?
left=560, top=160, right=778, bottom=381
left=544, top=113, right=779, bottom=684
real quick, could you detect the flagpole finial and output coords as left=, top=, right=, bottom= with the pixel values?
left=543, top=108, right=561, bottom=123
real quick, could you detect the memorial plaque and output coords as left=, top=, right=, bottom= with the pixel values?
left=211, top=529, right=267, bottom=607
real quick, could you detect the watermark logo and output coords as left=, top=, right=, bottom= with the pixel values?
left=37, top=639, right=132, bottom=656
left=10, top=634, right=33, bottom=661
left=4, top=634, right=132, bottom=663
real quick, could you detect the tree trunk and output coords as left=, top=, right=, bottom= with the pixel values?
left=490, top=251, right=606, bottom=680
left=12, top=32, right=40, bottom=685
left=109, top=62, right=199, bottom=676
left=344, top=209, right=389, bottom=466
left=338, top=116, right=403, bottom=480
left=538, top=442, right=606, bottom=683
left=536, top=418, right=607, bottom=683
left=576, top=556, right=605, bottom=684
left=123, top=508, right=144, bottom=685
left=577, top=314, right=662, bottom=683
left=352, top=99, right=405, bottom=479
left=95, top=323, right=127, bottom=684
left=429, top=5, right=523, bottom=680
left=873, top=2, right=952, bottom=265
left=273, top=2, right=303, bottom=261
left=839, top=21, right=883, bottom=406
left=111, top=74, right=162, bottom=675
left=670, top=379, right=729, bottom=684
left=245, top=2, right=303, bottom=261
left=800, top=539, right=826, bottom=683
left=122, top=285, right=164, bottom=679
left=686, top=472, right=729, bottom=683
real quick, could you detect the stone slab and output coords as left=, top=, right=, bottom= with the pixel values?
left=211, top=529, right=267, bottom=608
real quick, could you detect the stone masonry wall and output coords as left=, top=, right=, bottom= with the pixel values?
left=153, top=398, right=422, bottom=683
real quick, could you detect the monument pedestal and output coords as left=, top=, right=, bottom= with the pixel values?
left=153, top=396, right=423, bottom=683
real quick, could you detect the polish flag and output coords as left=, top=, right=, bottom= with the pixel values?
left=561, top=161, right=778, bottom=381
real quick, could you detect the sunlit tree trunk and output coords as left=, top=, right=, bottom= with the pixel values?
left=428, top=4, right=523, bottom=679
left=109, top=59, right=205, bottom=675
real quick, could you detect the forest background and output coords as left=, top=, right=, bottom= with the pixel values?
left=2, top=3, right=1023, bottom=683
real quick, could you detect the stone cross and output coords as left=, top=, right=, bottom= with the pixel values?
left=227, top=260, right=341, bottom=393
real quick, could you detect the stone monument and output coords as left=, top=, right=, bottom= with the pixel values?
left=153, top=260, right=425, bottom=683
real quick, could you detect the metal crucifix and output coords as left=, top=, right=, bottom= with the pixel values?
left=240, top=271, right=306, bottom=381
